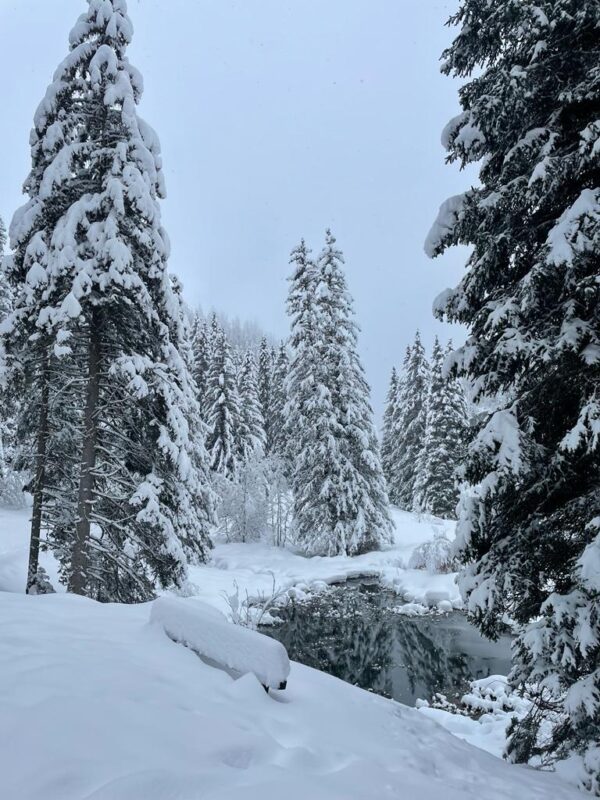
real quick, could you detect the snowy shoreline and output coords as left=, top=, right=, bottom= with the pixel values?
left=186, top=508, right=462, bottom=621
left=0, top=506, right=463, bottom=620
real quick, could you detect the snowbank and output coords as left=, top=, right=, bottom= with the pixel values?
left=0, top=591, right=583, bottom=800
left=151, top=595, right=290, bottom=688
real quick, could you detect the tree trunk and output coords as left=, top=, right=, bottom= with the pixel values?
left=26, top=352, right=50, bottom=593
left=69, top=326, right=101, bottom=596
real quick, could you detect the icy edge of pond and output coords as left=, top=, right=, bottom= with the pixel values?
left=195, top=571, right=464, bottom=629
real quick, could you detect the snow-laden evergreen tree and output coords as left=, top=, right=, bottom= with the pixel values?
left=0, top=216, right=11, bottom=319
left=237, top=349, right=266, bottom=461
left=284, top=239, right=337, bottom=548
left=427, top=1, right=600, bottom=789
left=315, top=230, right=392, bottom=553
left=190, top=314, right=210, bottom=413
left=413, top=339, right=467, bottom=518
left=257, top=337, right=274, bottom=452
left=381, top=348, right=409, bottom=504
left=381, top=366, right=399, bottom=497
left=286, top=233, right=392, bottom=555
left=3, top=0, right=214, bottom=600
left=205, top=327, right=240, bottom=478
left=391, top=332, right=429, bottom=510
left=0, top=217, right=26, bottom=511
left=270, top=342, right=289, bottom=459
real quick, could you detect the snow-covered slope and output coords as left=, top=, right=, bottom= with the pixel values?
left=0, top=591, right=582, bottom=800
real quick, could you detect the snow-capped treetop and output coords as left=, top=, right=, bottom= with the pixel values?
left=8, top=0, right=173, bottom=344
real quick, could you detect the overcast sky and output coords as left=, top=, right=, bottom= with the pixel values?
left=0, top=0, right=475, bottom=418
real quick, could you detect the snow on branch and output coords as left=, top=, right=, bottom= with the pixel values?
left=424, top=194, right=467, bottom=258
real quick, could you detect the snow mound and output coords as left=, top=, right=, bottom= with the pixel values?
left=151, top=595, right=290, bottom=688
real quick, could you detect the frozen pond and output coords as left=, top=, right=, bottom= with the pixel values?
left=261, top=580, right=512, bottom=706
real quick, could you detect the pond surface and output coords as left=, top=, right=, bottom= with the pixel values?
left=260, top=581, right=512, bottom=706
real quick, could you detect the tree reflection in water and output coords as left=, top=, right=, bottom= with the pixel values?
left=261, top=582, right=512, bottom=705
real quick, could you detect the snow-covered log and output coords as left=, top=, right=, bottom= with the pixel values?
left=151, top=596, right=290, bottom=690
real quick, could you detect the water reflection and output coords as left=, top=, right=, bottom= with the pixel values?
left=261, top=581, right=512, bottom=705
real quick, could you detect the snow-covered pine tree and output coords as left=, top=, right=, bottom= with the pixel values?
left=257, top=337, right=274, bottom=452
left=190, top=314, right=210, bottom=413
left=413, top=339, right=467, bottom=518
left=0, top=216, right=10, bottom=319
left=205, top=327, right=240, bottom=478
left=286, top=233, right=392, bottom=555
left=382, top=347, right=409, bottom=504
left=381, top=366, right=399, bottom=498
left=270, top=342, right=289, bottom=459
left=237, top=349, right=266, bottom=461
left=5, top=0, right=214, bottom=600
left=0, top=217, right=26, bottom=511
left=392, top=332, right=429, bottom=510
left=427, top=1, right=600, bottom=789
left=284, top=239, right=340, bottom=550
left=313, top=230, right=392, bottom=554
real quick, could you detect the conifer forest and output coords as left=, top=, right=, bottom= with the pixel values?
left=0, top=2, right=598, bottom=799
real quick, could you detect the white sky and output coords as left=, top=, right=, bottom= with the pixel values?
left=0, top=0, right=476, bottom=418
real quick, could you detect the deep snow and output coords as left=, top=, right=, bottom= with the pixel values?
left=0, top=590, right=583, bottom=800
left=0, top=505, right=586, bottom=798
left=186, top=508, right=461, bottom=619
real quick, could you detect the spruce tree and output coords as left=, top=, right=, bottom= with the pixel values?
left=205, top=328, right=240, bottom=478
left=284, top=239, right=338, bottom=549
left=190, top=314, right=210, bottom=413
left=393, top=332, right=429, bottom=510
left=413, top=339, right=467, bottom=518
left=381, top=367, right=398, bottom=499
left=270, top=342, right=290, bottom=460
left=382, top=348, right=410, bottom=505
left=0, top=216, right=10, bottom=318
left=4, top=0, right=213, bottom=600
left=428, top=1, right=600, bottom=788
left=0, top=217, right=26, bottom=511
left=237, top=349, right=266, bottom=461
left=286, top=233, right=392, bottom=555
left=257, top=337, right=274, bottom=452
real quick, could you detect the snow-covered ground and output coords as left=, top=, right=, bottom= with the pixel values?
left=187, top=508, right=460, bottom=618
left=416, top=675, right=529, bottom=758
left=0, top=507, right=588, bottom=797
left=0, top=506, right=460, bottom=615
left=0, top=590, right=583, bottom=800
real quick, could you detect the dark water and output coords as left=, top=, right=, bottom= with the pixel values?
left=260, top=581, right=512, bottom=706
